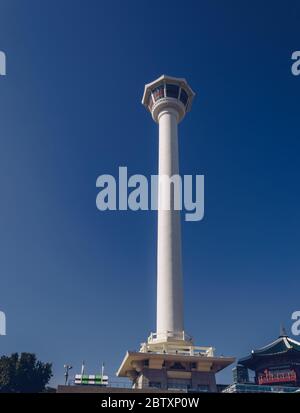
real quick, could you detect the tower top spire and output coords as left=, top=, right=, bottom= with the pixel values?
left=279, top=324, right=288, bottom=337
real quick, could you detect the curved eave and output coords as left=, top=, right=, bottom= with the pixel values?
left=238, top=336, right=300, bottom=370
left=238, top=348, right=300, bottom=370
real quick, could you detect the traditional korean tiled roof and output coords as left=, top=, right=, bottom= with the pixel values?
left=238, top=330, right=300, bottom=370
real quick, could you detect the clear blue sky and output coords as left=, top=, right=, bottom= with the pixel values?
left=0, top=0, right=299, bottom=386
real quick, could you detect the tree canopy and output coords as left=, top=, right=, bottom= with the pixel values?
left=0, top=352, right=52, bottom=393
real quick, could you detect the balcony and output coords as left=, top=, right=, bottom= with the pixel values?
left=140, top=331, right=215, bottom=357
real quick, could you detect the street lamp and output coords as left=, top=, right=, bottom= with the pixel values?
left=64, top=364, right=73, bottom=385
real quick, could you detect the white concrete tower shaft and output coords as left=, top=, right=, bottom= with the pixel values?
left=142, top=75, right=195, bottom=343
left=157, top=107, right=183, bottom=337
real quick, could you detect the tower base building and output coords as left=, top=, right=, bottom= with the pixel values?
left=117, top=334, right=234, bottom=392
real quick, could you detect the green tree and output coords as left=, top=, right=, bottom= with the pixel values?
left=0, top=352, right=52, bottom=393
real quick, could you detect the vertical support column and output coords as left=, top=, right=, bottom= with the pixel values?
left=156, top=108, right=184, bottom=339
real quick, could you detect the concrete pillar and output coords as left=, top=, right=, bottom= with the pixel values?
left=156, top=108, right=183, bottom=338
left=141, top=75, right=195, bottom=343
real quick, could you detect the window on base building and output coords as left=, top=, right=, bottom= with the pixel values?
left=168, top=378, right=191, bottom=391
left=170, top=362, right=185, bottom=370
left=198, top=384, right=209, bottom=392
left=149, top=381, right=161, bottom=389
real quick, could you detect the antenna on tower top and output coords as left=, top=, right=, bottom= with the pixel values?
left=280, top=323, right=287, bottom=337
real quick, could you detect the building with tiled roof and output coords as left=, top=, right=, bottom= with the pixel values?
left=223, top=327, right=300, bottom=393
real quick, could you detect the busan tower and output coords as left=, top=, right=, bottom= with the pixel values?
left=117, top=76, right=234, bottom=392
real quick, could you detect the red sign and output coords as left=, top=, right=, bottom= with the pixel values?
left=258, top=369, right=297, bottom=385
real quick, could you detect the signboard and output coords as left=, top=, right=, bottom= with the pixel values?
left=74, top=374, right=109, bottom=386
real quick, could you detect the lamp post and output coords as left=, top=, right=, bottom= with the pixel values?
left=64, top=364, right=73, bottom=386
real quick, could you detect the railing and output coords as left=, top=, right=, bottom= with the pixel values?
left=71, top=380, right=205, bottom=392
left=223, top=383, right=300, bottom=393
left=148, top=331, right=193, bottom=343
left=145, top=332, right=216, bottom=357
